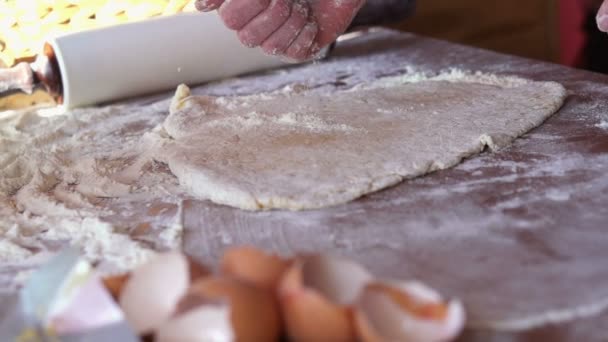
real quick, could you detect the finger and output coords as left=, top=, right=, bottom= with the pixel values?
left=283, top=21, right=318, bottom=62
left=218, top=0, right=271, bottom=30
left=597, top=0, right=608, bottom=32
left=194, top=0, right=225, bottom=12
left=261, top=1, right=309, bottom=55
left=311, top=0, right=365, bottom=48
left=237, top=0, right=292, bottom=48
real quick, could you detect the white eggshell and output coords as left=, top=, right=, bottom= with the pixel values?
left=119, top=252, right=190, bottom=334
left=355, top=281, right=465, bottom=342
left=301, top=254, right=373, bottom=304
left=48, top=275, right=125, bottom=334
left=156, top=304, right=234, bottom=342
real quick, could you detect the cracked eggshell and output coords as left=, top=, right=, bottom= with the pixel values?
left=102, top=273, right=130, bottom=300
left=156, top=296, right=234, bottom=342
left=279, top=254, right=374, bottom=341
left=118, top=252, right=209, bottom=334
left=354, top=281, right=465, bottom=342
left=220, top=246, right=292, bottom=290
left=188, top=276, right=281, bottom=342
left=48, top=274, right=126, bottom=335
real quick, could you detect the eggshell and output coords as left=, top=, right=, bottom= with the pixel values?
left=220, top=246, right=291, bottom=290
left=102, top=273, right=130, bottom=300
left=188, top=276, right=281, bottom=342
left=118, top=252, right=209, bottom=334
left=48, top=274, right=126, bottom=334
left=354, top=281, right=465, bottom=342
left=156, top=300, right=234, bottom=342
left=279, top=254, right=373, bottom=341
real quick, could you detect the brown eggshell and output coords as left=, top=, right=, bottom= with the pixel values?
left=278, top=254, right=374, bottom=341
left=220, top=246, right=291, bottom=290
left=186, top=254, right=209, bottom=281
left=118, top=252, right=209, bottom=334
left=354, top=281, right=466, bottom=342
left=189, top=276, right=281, bottom=342
left=102, top=273, right=130, bottom=300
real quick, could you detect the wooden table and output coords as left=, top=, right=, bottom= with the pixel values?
left=179, top=30, right=608, bottom=341
left=3, top=29, right=608, bottom=341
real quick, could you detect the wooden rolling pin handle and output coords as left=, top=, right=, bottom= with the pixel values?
left=0, top=62, right=35, bottom=96
left=31, top=43, right=63, bottom=103
left=0, top=43, right=63, bottom=103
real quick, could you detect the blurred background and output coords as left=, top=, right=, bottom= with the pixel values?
left=398, top=0, right=608, bottom=73
left=2, top=0, right=607, bottom=69
left=1, top=0, right=608, bottom=108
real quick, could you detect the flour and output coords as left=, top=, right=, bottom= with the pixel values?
left=1, top=56, right=601, bottom=333
left=0, top=240, right=32, bottom=262
left=0, top=67, right=568, bottom=271
left=0, top=101, right=184, bottom=278
left=596, top=120, right=608, bottom=129
left=203, top=111, right=357, bottom=133
left=2, top=66, right=552, bottom=275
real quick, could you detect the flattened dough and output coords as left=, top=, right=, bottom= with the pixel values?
left=155, top=71, right=567, bottom=210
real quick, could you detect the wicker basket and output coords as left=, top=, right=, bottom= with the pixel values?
left=0, top=0, right=198, bottom=67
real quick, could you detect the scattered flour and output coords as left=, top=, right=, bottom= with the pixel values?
left=1, top=67, right=530, bottom=277
left=0, top=66, right=567, bottom=274
left=0, top=240, right=32, bottom=262
left=596, top=120, right=608, bottom=129
left=0, top=52, right=604, bottom=334
left=0, top=100, right=184, bottom=278
left=355, top=68, right=535, bottom=90
left=205, top=111, right=357, bottom=133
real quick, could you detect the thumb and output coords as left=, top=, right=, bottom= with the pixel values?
left=597, top=0, right=608, bottom=32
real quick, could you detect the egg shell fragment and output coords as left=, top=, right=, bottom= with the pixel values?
left=279, top=254, right=374, bottom=341
left=156, top=301, right=234, bottom=342
left=188, top=276, right=281, bottom=342
left=220, top=246, right=291, bottom=290
left=118, top=252, right=209, bottom=334
left=102, top=273, right=130, bottom=300
left=354, top=281, right=466, bottom=342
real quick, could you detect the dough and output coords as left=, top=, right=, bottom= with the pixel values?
left=155, top=72, right=567, bottom=210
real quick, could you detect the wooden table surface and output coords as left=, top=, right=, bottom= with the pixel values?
left=178, top=30, right=608, bottom=341
left=2, top=29, right=608, bottom=341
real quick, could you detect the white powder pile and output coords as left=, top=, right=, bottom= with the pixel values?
left=0, top=100, right=185, bottom=283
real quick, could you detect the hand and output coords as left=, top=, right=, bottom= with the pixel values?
left=195, top=0, right=365, bottom=61
left=597, top=0, right=608, bottom=32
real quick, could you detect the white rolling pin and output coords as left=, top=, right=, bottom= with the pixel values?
left=2, top=12, right=287, bottom=109
left=1, top=4, right=413, bottom=109
left=52, top=12, right=287, bottom=108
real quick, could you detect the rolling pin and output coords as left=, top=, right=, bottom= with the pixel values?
left=0, top=2, right=415, bottom=109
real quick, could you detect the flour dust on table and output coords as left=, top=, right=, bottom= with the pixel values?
left=153, top=70, right=567, bottom=210
left=0, top=68, right=566, bottom=285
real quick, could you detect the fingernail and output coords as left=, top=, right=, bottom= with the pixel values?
left=194, top=0, right=211, bottom=11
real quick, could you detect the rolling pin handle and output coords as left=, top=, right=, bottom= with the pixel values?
left=0, top=43, right=63, bottom=103
left=31, top=43, right=63, bottom=103
left=0, top=62, right=36, bottom=97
